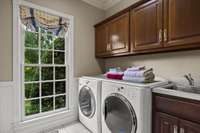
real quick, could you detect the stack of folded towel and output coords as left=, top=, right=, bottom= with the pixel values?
left=122, top=66, right=155, bottom=83
left=105, top=68, right=124, bottom=80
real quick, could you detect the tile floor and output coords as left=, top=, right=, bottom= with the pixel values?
left=58, top=122, right=91, bottom=133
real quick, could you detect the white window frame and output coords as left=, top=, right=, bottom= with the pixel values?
left=22, top=27, right=69, bottom=120
left=13, top=0, right=77, bottom=132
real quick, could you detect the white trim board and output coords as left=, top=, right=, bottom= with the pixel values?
left=12, top=0, right=77, bottom=132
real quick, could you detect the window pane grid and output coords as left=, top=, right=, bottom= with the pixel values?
left=24, top=48, right=65, bottom=53
left=23, top=28, right=68, bottom=117
left=25, top=93, right=67, bottom=101
left=24, top=64, right=66, bottom=67
left=24, top=79, right=66, bottom=84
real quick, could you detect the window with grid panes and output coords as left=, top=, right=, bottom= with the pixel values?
left=23, top=28, right=68, bottom=117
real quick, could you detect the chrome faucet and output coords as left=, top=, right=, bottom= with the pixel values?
left=184, top=73, right=194, bottom=87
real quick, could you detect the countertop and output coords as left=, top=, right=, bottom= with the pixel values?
left=82, top=75, right=169, bottom=89
left=82, top=75, right=200, bottom=101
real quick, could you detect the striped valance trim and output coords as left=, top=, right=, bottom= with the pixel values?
left=20, top=6, right=69, bottom=37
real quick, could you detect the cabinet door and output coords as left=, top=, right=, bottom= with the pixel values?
left=131, top=0, right=163, bottom=51
left=179, top=119, right=200, bottom=133
left=108, top=12, right=129, bottom=54
left=164, top=0, right=200, bottom=47
left=95, top=24, right=110, bottom=57
left=155, top=112, right=179, bottom=133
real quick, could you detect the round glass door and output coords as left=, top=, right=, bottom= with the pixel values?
left=79, top=86, right=96, bottom=118
left=104, top=93, right=137, bottom=133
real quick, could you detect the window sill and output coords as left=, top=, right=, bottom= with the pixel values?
left=14, top=109, right=78, bottom=133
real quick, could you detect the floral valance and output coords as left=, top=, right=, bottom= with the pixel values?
left=20, top=6, right=69, bottom=37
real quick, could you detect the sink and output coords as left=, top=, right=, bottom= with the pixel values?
left=165, top=84, right=200, bottom=94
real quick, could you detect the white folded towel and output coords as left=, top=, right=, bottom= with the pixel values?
left=124, top=68, right=153, bottom=77
left=126, top=66, right=145, bottom=71
left=123, top=74, right=155, bottom=83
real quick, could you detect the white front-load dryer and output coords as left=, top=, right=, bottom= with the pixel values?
left=78, top=77, right=102, bottom=133
left=101, top=80, right=168, bottom=133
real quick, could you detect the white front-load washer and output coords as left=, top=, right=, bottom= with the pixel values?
left=78, top=77, right=102, bottom=133
left=101, top=79, right=168, bottom=133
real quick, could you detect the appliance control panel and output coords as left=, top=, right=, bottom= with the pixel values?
left=103, top=81, right=139, bottom=99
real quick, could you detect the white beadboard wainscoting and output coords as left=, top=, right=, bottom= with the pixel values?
left=0, top=82, right=14, bottom=133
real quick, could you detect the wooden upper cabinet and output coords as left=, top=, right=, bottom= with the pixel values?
left=95, top=0, right=200, bottom=58
left=131, top=0, right=163, bottom=51
left=164, top=0, right=200, bottom=47
left=108, top=12, right=130, bottom=54
left=95, top=24, right=110, bottom=57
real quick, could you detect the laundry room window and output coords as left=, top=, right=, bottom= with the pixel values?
left=19, top=5, right=73, bottom=120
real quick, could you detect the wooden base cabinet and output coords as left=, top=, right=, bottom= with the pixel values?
left=153, top=94, right=200, bottom=133
left=155, top=112, right=179, bottom=133
left=155, top=113, right=200, bottom=133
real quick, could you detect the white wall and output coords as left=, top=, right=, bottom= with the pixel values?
left=105, top=0, right=200, bottom=80
left=0, top=82, right=14, bottom=133
left=0, top=0, right=13, bottom=81
left=106, top=0, right=140, bottom=17
left=105, top=50, right=200, bottom=79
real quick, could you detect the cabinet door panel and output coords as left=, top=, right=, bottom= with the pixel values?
left=180, top=119, right=200, bottom=133
left=108, top=12, right=129, bottom=54
left=131, top=0, right=163, bottom=51
left=95, top=24, right=110, bottom=57
left=155, top=112, right=179, bottom=133
left=164, top=0, right=200, bottom=46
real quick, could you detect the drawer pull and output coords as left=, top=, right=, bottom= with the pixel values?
left=159, top=29, right=162, bottom=42
left=164, top=29, right=167, bottom=42
left=180, top=128, right=185, bottom=133
left=173, top=125, right=178, bottom=133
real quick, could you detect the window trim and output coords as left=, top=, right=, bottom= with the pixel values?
left=13, top=0, right=76, bottom=131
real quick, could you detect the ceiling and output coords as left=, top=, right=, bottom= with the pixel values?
left=82, top=0, right=121, bottom=10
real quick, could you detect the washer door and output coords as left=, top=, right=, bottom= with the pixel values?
left=104, top=93, right=137, bottom=133
left=79, top=86, right=96, bottom=118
